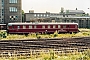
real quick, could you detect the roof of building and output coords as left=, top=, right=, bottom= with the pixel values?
left=67, top=10, right=85, bottom=14
left=57, top=16, right=90, bottom=18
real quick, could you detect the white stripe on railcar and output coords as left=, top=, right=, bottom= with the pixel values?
left=8, top=22, right=78, bottom=25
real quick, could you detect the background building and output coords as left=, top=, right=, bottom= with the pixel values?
left=0, top=0, right=4, bottom=23
left=25, top=10, right=90, bottom=28
left=25, top=10, right=50, bottom=22
left=0, top=0, right=22, bottom=24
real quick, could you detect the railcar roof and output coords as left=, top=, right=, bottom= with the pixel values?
left=8, top=22, right=78, bottom=25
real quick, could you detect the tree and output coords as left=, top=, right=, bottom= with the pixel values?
left=60, top=7, right=64, bottom=13
left=76, top=8, right=78, bottom=10
left=66, top=10, right=69, bottom=14
left=22, top=10, right=25, bottom=22
left=86, top=13, right=89, bottom=16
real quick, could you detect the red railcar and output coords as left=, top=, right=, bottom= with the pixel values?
left=7, top=23, right=79, bottom=34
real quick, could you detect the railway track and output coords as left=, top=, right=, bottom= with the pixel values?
left=0, top=37, right=90, bottom=56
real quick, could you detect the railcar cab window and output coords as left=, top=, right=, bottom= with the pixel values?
left=23, top=25, right=26, bottom=29
left=29, top=25, right=32, bottom=29
left=42, top=25, right=45, bottom=29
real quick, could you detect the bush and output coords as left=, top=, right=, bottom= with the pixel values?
left=0, top=31, right=7, bottom=38
left=53, top=30, right=58, bottom=37
left=37, top=36, right=41, bottom=39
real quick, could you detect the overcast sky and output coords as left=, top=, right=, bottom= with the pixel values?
left=22, top=0, right=90, bottom=13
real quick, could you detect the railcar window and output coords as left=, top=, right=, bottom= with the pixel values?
left=34, top=25, right=36, bottom=29
left=42, top=25, right=45, bottom=29
left=23, top=25, right=26, bottom=29
left=29, top=25, right=32, bottom=29
left=63, top=25, right=66, bottom=28
left=17, top=26, right=20, bottom=29
left=48, top=25, right=50, bottom=28
left=58, top=25, right=61, bottom=28
left=53, top=25, right=55, bottom=28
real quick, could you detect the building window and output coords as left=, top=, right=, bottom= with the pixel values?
left=47, top=15, right=49, bottom=17
left=2, top=0, right=4, bottom=6
left=34, top=14, right=36, bottom=17
left=44, top=14, right=46, bottom=17
left=9, top=0, right=17, bottom=3
left=2, top=14, right=4, bottom=16
left=2, top=21, right=4, bottom=23
left=2, top=9, right=4, bottom=13
left=29, top=25, right=32, bottom=29
left=41, top=14, right=42, bottom=17
left=37, top=14, right=39, bottom=17
left=63, top=15, right=65, bottom=17
left=9, top=7, right=17, bottom=12
left=10, top=16, right=18, bottom=20
left=15, top=16, right=18, bottom=19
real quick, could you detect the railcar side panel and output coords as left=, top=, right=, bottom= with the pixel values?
left=37, top=25, right=42, bottom=28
